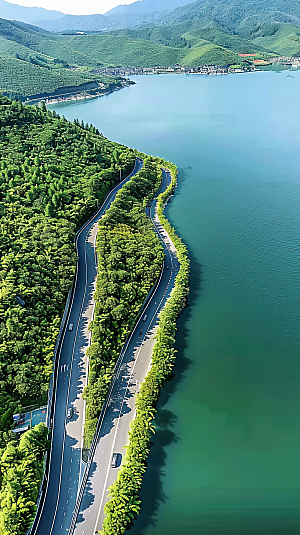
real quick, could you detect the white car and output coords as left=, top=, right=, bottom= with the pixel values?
left=67, top=407, right=73, bottom=419
left=68, top=323, right=73, bottom=331
left=143, top=314, right=147, bottom=321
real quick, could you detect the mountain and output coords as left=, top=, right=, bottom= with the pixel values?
left=1, top=0, right=300, bottom=35
left=0, top=18, right=129, bottom=100
left=155, top=0, right=300, bottom=32
left=0, top=0, right=193, bottom=32
left=0, top=0, right=63, bottom=24
left=34, top=14, right=109, bottom=32
left=105, top=0, right=191, bottom=16
left=1, top=2, right=300, bottom=103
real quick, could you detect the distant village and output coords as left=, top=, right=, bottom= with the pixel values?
left=94, top=56, right=300, bottom=77
left=95, top=65, right=248, bottom=77
left=270, top=56, right=300, bottom=66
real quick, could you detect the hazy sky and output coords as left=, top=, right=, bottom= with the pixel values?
left=12, top=0, right=136, bottom=15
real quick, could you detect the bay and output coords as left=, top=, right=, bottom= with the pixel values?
left=50, top=70, right=300, bottom=534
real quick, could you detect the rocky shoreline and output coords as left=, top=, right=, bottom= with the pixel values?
left=24, top=79, right=135, bottom=106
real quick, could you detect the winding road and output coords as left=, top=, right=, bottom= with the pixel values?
left=30, top=160, right=179, bottom=535
left=71, top=168, right=180, bottom=535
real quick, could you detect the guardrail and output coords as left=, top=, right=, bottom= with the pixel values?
left=28, top=159, right=142, bottom=535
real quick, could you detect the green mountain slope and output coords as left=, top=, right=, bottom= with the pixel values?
left=156, top=0, right=300, bottom=31
left=0, top=19, right=128, bottom=99
left=59, top=33, right=184, bottom=67
left=248, top=23, right=300, bottom=56
left=182, top=43, right=244, bottom=66
left=0, top=56, right=116, bottom=101
left=182, top=25, right=272, bottom=53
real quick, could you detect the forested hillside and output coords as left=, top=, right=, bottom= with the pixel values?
left=156, top=0, right=300, bottom=31
left=112, top=17, right=300, bottom=58
left=0, top=17, right=270, bottom=101
left=0, top=95, right=136, bottom=533
left=0, top=19, right=127, bottom=100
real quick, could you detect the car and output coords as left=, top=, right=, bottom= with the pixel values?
left=111, top=453, right=122, bottom=468
left=143, top=314, right=147, bottom=321
left=67, top=407, right=73, bottom=419
left=69, top=323, right=73, bottom=331
left=140, top=330, right=143, bottom=336
left=167, top=266, right=169, bottom=270
left=15, top=417, right=25, bottom=427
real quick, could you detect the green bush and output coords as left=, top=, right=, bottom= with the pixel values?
left=0, top=423, right=49, bottom=535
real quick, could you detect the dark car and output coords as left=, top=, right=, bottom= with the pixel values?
left=111, top=453, right=122, bottom=468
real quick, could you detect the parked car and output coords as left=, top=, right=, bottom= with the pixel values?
left=67, top=406, right=73, bottom=419
left=69, top=323, right=73, bottom=331
left=111, top=453, right=122, bottom=468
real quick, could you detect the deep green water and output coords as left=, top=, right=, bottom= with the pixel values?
left=50, top=71, right=300, bottom=534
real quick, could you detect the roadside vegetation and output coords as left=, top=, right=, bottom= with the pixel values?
left=100, top=162, right=190, bottom=535
left=0, top=94, right=136, bottom=534
left=0, top=423, right=49, bottom=535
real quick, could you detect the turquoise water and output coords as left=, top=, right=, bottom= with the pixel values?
left=50, top=71, right=300, bottom=534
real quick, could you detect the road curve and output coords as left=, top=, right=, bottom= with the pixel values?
left=30, top=158, right=143, bottom=535
left=71, top=169, right=180, bottom=535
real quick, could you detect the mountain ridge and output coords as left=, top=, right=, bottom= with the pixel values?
left=0, top=0, right=193, bottom=31
left=0, top=0, right=63, bottom=24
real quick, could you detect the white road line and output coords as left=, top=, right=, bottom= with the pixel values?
left=93, top=330, right=149, bottom=533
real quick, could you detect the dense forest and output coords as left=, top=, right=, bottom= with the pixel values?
left=0, top=94, right=136, bottom=533
left=0, top=423, right=49, bottom=535
left=83, top=158, right=165, bottom=450
left=156, top=0, right=300, bottom=31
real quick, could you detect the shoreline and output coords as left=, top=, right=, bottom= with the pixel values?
left=24, top=79, right=134, bottom=106
left=24, top=56, right=300, bottom=106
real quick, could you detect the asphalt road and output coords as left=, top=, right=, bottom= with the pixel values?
left=71, top=169, right=180, bottom=535
left=31, top=158, right=143, bottom=535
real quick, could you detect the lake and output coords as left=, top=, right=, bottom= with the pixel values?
left=49, top=70, right=300, bottom=534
